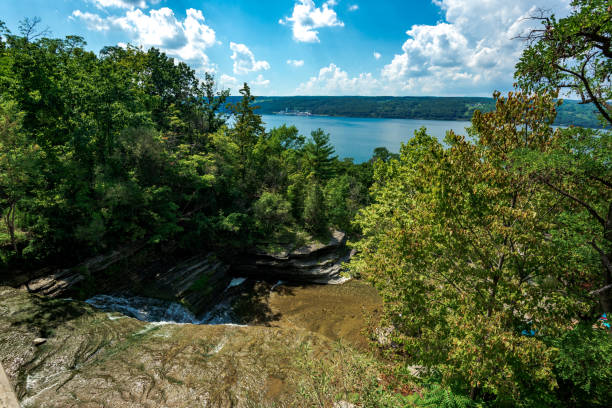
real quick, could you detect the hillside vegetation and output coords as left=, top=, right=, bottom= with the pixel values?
left=241, top=95, right=605, bottom=128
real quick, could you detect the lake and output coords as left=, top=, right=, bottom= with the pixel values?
left=261, top=114, right=471, bottom=163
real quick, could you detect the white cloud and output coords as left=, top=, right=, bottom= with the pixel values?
left=252, top=74, right=270, bottom=87
left=379, top=0, right=572, bottom=95
left=220, top=74, right=239, bottom=88
left=230, top=42, right=270, bottom=75
left=280, top=0, right=344, bottom=43
left=296, top=63, right=381, bottom=95
left=71, top=7, right=217, bottom=71
left=90, top=0, right=159, bottom=9
left=287, top=59, right=305, bottom=67
left=373, top=52, right=381, bottom=60
left=71, top=10, right=111, bottom=31
left=349, top=4, right=359, bottom=11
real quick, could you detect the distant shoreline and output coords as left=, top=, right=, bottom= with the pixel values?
left=224, top=96, right=605, bottom=128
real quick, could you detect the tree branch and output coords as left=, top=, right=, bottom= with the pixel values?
left=554, top=61, right=612, bottom=127
left=590, top=282, right=612, bottom=296
left=589, top=240, right=612, bottom=278
left=536, top=175, right=606, bottom=227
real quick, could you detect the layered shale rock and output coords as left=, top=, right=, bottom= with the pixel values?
left=146, top=254, right=231, bottom=315
left=232, top=230, right=353, bottom=284
left=0, top=286, right=381, bottom=408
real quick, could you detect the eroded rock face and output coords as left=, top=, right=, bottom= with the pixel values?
left=19, top=250, right=232, bottom=316
left=145, top=255, right=231, bottom=315
left=0, top=286, right=376, bottom=408
left=233, top=230, right=354, bottom=284
left=20, top=242, right=147, bottom=298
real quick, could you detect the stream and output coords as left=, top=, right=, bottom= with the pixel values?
left=85, top=277, right=382, bottom=349
left=85, top=277, right=250, bottom=325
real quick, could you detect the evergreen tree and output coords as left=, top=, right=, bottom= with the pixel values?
left=303, top=129, right=337, bottom=181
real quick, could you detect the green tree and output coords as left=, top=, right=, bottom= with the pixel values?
left=253, top=191, right=292, bottom=234
left=303, top=129, right=337, bottom=181
left=515, top=0, right=611, bottom=126
left=230, top=83, right=265, bottom=194
left=515, top=0, right=612, bottom=322
left=303, top=174, right=327, bottom=233
left=0, top=99, right=35, bottom=255
left=351, top=93, right=596, bottom=404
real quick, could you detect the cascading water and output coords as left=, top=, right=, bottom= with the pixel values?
left=85, top=277, right=249, bottom=325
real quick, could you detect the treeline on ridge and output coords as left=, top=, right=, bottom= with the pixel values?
left=239, top=95, right=604, bottom=128
left=0, top=21, right=378, bottom=272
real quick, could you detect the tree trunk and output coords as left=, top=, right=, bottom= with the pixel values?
left=4, top=202, right=18, bottom=255
left=600, top=202, right=612, bottom=331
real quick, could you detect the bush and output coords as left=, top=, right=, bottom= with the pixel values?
left=552, top=324, right=612, bottom=407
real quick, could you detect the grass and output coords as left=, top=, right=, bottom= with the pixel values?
left=290, top=340, right=417, bottom=407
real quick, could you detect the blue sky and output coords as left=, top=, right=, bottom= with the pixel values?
left=3, top=0, right=571, bottom=96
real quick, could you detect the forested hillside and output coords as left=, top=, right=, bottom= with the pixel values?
left=1, top=1, right=611, bottom=407
left=239, top=95, right=605, bottom=127
left=0, top=22, right=374, bottom=273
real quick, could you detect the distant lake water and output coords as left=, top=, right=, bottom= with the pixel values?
left=261, top=114, right=472, bottom=163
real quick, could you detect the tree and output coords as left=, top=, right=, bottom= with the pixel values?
left=515, top=1, right=612, bottom=322
left=0, top=99, right=35, bottom=255
left=515, top=0, right=611, bottom=126
left=303, top=128, right=337, bottom=181
left=350, top=94, right=597, bottom=404
left=370, top=146, right=398, bottom=163
left=253, top=191, right=292, bottom=234
left=230, top=83, right=265, bottom=193
left=511, top=126, right=612, bottom=321
left=303, top=174, right=327, bottom=233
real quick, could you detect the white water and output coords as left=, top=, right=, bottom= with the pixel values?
left=85, top=277, right=249, bottom=325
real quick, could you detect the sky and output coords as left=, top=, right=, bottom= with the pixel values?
left=2, top=0, right=572, bottom=96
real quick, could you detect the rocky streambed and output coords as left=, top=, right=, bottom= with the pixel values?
left=0, top=230, right=393, bottom=407
left=0, top=279, right=384, bottom=407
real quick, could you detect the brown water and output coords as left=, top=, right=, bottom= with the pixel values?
left=1, top=283, right=388, bottom=407
left=262, top=280, right=382, bottom=350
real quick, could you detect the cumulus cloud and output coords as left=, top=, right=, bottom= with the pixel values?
left=252, top=74, right=270, bottom=87
left=296, top=63, right=381, bottom=95
left=229, top=42, right=270, bottom=75
left=90, top=0, right=159, bottom=9
left=380, top=0, right=572, bottom=95
left=71, top=10, right=112, bottom=31
left=71, top=7, right=217, bottom=71
left=293, top=1, right=572, bottom=96
left=220, top=74, right=239, bottom=88
left=279, top=0, right=344, bottom=43
left=349, top=4, right=359, bottom=11
left=287, top=59, right=305, bottom=67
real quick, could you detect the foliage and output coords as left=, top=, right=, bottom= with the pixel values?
left=0, top=21, right=375, bottom=270
left=303, top=175, right=327, bottom=233
left=0, top=98, right=36, bottom=256
left=244, top=96, right=603, bottom=127
left=515, top=0, right=611, bottom=127
left=252, top=191, right=292, bottom=234
left=417, top=386, right=476, bottom=408
left=551, top=324, right=612, bottom=407
left=302, top=128, right=337, bottom=181
left=350, top=92, right=601, bottom=405
left=510, top=126, right=612, bottom=322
